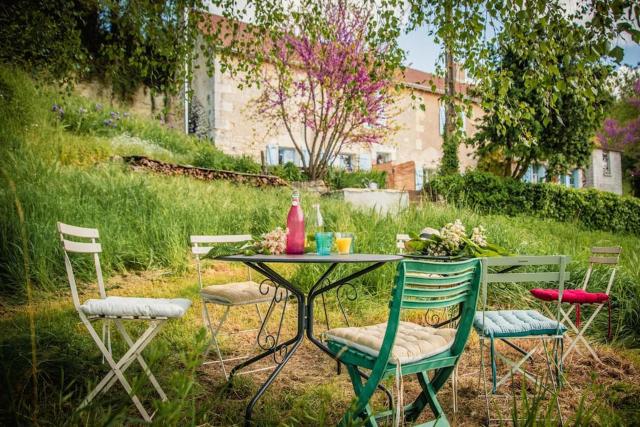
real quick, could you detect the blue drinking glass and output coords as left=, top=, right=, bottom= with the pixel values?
left=315, top=232, right=334, bottom=256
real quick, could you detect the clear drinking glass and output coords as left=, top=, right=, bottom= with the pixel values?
left=335, top=232, right=354, bottom=254
left=315, top=232, right=334, bottom=256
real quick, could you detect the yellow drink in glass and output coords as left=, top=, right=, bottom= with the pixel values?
left=336, top=237, right=352, bottom=254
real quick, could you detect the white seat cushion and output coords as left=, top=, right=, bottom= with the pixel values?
left=326, top=321, right=456, bottom=364
left=201, top=281, right=287, bottom=305
left=80, top=296, right=191, bottom=318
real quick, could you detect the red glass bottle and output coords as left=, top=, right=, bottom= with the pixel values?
left=286, top=190, right=305, bottom=254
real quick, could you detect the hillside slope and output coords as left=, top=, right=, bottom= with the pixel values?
left=1, top=67, right=639, bottom=346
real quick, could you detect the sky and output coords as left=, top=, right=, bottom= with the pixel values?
left=399, top=25, right=640, bottom=75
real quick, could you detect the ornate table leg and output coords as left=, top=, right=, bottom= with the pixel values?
left=228, top=262, right=305, bottom=427
left=306, top=262, right=394, bottom=410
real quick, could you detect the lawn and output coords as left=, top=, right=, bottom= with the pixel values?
left=2, top=67, right=640, bottom=425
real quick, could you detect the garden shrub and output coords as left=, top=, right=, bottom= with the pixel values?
left=432, top=171, right=640, bottom=235
left=269, top=162, right=307, bottom=182
left=325, top=168, right=387, bottom=190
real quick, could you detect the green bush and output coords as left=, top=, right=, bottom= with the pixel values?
left=325, top=168, right=387, bottom=190
left=268, top=162, right=307, bottom=182
left=192, top=144, right=261, bottom=174
left=431, top=171, right=640, bottom=235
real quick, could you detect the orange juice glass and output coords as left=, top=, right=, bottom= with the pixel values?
left=335, top=233, right=353, bottom=255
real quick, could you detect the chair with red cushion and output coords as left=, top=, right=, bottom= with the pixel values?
left=530, top=247, right=620, bottom=363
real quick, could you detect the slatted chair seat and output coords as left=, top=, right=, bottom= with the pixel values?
left=200, top=281, right=285, bottom=306
left=327, top=321, right=456, bottom=365
left=528, top=247, right=621, bottom=363
left=530, top=288, right=609, bottom=304
left=191, top=234, right=287, bottom=379
left=473, top=310, right=566, bottom=339
left=81, top=296, right=192, bottom=319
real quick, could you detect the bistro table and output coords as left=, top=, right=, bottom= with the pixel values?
left=216, top=253, right=402, bottom=426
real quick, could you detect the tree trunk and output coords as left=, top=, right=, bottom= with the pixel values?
left=440, top=0, right=459, bottom=175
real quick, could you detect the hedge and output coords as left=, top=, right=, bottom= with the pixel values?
left=431, top=171, right=640, bottom=235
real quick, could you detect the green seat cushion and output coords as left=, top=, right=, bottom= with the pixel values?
left=473, top=310, right=566, bottom=338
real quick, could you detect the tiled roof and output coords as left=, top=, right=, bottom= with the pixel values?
left=201, top=13, right=474, bottom=95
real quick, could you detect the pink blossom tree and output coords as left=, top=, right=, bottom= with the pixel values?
left=598, top=78, right=640, bottom=196
left=255, top=1, right=398, bottom=180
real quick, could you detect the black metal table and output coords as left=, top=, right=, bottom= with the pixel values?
left=216, top=253, right=402, bottom=426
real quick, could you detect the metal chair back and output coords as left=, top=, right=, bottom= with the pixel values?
left=190, top=234, right=253, bottom=288
left=57, top=222, right=106, bottom=311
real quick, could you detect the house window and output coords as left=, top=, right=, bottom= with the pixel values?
left=278, top=147, right=296, bottom=165
left=531, top=166, right=539, bottom=183
left=376, top=152, right=392, bottom=164
left=337, top=153, right=355, bottom=171
left=439, top=103, right=445, bottom=136
left=602, top=151, right=612, bottom=177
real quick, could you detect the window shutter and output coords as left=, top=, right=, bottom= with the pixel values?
left=415, top=167, right=424, bottom=191
left=302, top=149, right=310, bottom=167
left=294, top=150, right=303, bottom=167
left=523, top=166, right=533, bottom=183
left=266, top=145, right=278, bottom=166
left=283, top=148, right=295, bottom=164
left=459, top=111, right=466, bottom=135
left=439, top=104, right=445, bottom=136
left=538, top=165, right=546, bottom=183
left=572, top=169, right=581, bottom=188
left=359, top=153, right=372, bottom=171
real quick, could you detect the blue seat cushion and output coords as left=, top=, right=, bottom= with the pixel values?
left=473, top=310, right=566, bottom=338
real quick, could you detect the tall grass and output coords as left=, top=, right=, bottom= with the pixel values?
left=2, top=66, right=640, bottom=347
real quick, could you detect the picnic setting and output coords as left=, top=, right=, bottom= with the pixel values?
left=2, top=0, right=640, bottom=426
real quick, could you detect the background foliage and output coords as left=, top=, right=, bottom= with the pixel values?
left=431, top=171, right=640, bottom=235
left=470, top=3, right=612, bottom=179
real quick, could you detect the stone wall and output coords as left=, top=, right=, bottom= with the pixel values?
left=75, top=81, right=182, bottom=127
left=373, top=161, right=417, bottom=191
left=585, top=148, right=623, bottom=195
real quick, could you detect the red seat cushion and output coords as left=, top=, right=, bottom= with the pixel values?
left=530, top=288, right=609, bottom=304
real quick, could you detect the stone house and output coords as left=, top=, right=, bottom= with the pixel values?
left=521, top=141, right=623, bottom=195
left=190, top=18, right=482, bottom=191
left=189, top=14, right=623, bottom=194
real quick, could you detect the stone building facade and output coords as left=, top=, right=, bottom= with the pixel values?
left=585, top=147, right=623, bottom=195
left=190, top=51, right=481, bottom=191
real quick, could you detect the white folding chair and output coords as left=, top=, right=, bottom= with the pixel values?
left=531, top=247, right=621, bottom=363
left=396, top=233, right=411, bottom=254
left=58, top=222, right=191, bottom=422
left=191, top=234, right=286, bottom=379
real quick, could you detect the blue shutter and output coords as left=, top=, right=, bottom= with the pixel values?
left=562, top=175, right=570, bottom=187
left=294, top=150, right=303, bottom=167
left=266, top=145, right=278, bottom=166
left=283, top=148, right=295, bottom=164
left=416, top=167, right=424, bottom=191
left=359, top=153, right=372, bottom=171
left=439, top=104, right=445, bottom=135
left=523, top=166, right=533, bottom=183
left=302, top=149, right=310, bottom=167
left=538, top=165, right=546, bottom=183
left=572, top=169, right=581, bottom=188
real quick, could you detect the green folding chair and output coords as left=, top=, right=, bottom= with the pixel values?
left=325, top=258, right=481, bottom=426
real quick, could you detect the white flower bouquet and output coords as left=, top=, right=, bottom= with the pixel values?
left=206, top=227, right=289, bottom=257
left=405, top=220, right=509, bottom=258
